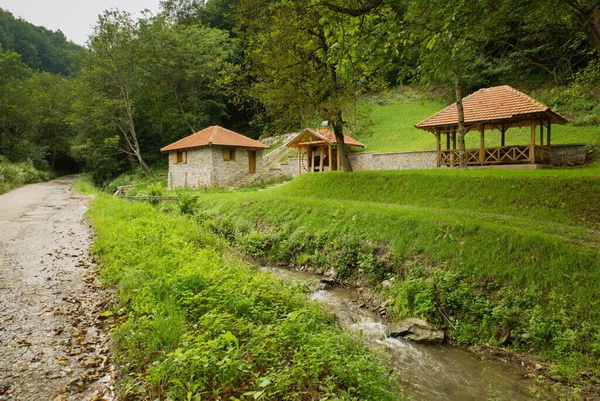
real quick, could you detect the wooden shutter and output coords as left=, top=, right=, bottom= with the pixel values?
left=248, top=150, right=256, bottom=173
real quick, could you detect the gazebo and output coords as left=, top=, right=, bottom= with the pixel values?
left=286, top=128, right=365, bottom=174
left=415, top=86, right=568, bottom=167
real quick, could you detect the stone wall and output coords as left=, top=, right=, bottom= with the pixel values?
left=167, top=146, right=265, bottom=189
left=210, top=146, right=265, bottom=187
left=168, top=148, right=213, bottom=189
left=173, top=143, right=588, bottom=187
left=550, top=144, right=588, bottom=166
left=349, top=151, right=438, bottom=171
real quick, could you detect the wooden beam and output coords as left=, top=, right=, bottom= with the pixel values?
left=319, top=147, right=324, bottom=172
left=452, top=131, right=457, bottom=150
left=296, top=140, right=328, bottom=146
left=479, top=126, right=485, bottom=165
left=435, top=132, right=441, bottom=167
left=297, top=147, right=301, bottom=175
left=530, top=120, right=536, bottom=164
left=328, top=145, right=333, bottom=171
left=547, top=118, right=552, bottom=148
left=336, top=146, right=341, bottom=170
left=311, top=147, right=316, bottom=172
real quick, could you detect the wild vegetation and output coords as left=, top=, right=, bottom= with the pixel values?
left=87, top=192, right=401, bottom=400
left=181, top=167, right=600, bottom=392
left=0, top=157, right=52, bottom=194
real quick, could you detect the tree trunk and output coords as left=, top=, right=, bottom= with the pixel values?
left=332, top=114, right=352, bottom=172
left=121, top=84, right=153, bottom=177
left=454, top=71, right=468, bottom=170
left=564, top=0, right=600, bottom=54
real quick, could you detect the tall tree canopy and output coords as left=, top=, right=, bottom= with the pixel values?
left=237, top=0, right=397, bottom=171
left=0, top=8, right=84, bottom=75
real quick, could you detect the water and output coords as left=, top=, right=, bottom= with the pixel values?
left=261, top=266, right=541, bottom=401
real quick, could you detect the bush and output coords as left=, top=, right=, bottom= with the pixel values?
left=0, top=157, right=52, bottom=194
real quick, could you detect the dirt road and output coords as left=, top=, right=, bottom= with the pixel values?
left=0, top=177, right=114, bottom=401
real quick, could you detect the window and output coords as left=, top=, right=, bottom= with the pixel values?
left=173, top=150, right=187, bottom=164
left=223, top=148, right=236, bottom=161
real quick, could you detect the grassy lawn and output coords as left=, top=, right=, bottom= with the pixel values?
left=355, top=87, right=600, bottom=152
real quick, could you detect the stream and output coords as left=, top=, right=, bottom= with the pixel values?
left=261, top=266, right=541, bottom=401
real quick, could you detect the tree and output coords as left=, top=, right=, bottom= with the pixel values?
left=81, top=10, right=152, bottom=175
left=136, top=17, right=235, bottom=142
left=0, top=50, right=38, bottom=162
left=405, top=0, right=500, bottom=168
left=29, top=72, right=77, bottom=170
left=237, top=0, right=394, bottom=171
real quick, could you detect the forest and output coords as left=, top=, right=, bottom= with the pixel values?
left=0, top=0, right=599, bottom=188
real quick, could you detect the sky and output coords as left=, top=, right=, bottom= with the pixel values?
left=0, top=0, right=162, bottom=45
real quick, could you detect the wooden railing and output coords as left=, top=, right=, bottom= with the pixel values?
left=440, top=145, right=551, bottom=166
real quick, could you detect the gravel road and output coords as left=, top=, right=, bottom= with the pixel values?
left=0, top=177, right=114, bottom=401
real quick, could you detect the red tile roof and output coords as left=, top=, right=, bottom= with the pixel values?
left=160, top=126, right=268, bottom=152
left=416, top=85, right=567, bottom=131
left=287, top=128, right=365, bottom=148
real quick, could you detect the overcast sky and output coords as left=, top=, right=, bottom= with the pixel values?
left=1, top=0, right=162, bottom=45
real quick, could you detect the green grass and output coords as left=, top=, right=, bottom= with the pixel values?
left=356, top=86, right=600, bottom=152
left=88, top=194, right=402, bottom=400
left=190, top=168, right=600, bottom=390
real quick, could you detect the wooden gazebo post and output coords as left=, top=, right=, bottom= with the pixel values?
left=328, top=145, right=333, bottom=171
left=435, top=130, right=441, bottom=167
left=530, top=120, right=536, bottom=164
left=479, top=126, right=485, bottom=165
left=297, top=147, right=301, bottom=175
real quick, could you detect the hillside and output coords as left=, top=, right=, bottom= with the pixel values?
left=353, top=87, right=599, bottom=153
left=0, top=8, right=84, bottom=75
left=183, top=166, right=600, bottom=396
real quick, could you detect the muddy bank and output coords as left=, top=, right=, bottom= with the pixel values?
left=0, top=177, right=114, bottom=401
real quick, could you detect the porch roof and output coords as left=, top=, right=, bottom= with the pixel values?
left=286, top=128, right=365, bottom=148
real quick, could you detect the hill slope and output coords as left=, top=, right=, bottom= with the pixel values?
left=0, top=8, right=84, bottom=75
left=355, top=87, right=599, bottom=153
left=192, top=168, right=600, bottom=393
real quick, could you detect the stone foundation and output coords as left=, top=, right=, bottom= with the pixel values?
left=550, top=144, right=588, bottom=166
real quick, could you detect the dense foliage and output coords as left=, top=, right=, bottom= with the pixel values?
left=88, top=193, right=401, bottom=400
left=0, top=156, right=52, bottom=194
left=0, top=8, right=83, bottom=75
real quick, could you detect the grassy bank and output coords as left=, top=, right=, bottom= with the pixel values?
left=0, top=158, right=53, bottom=194
left=88, top=194, right=401, bottom=400
left=191, top=169, right=600, bottom=391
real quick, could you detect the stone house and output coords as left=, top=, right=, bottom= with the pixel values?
left=161, top=125, right=268, bottom=189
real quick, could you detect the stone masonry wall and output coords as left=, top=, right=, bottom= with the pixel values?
left=550, top=144, right=587, bottom=166
left=349, top=151, right=438, bottom=171
left=168, top=147, right=213, bottom=189
left=210, top=146, right=265, bottom=187
left=168, top=146, right=265, bottom=189
left=218, top=143, right=589, bottom=184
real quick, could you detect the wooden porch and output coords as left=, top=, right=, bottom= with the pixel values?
left=415, top=86, right=568, bottom=168
left=286, top=128, right=365, bottom=174
left=433, top=117, right=555, bottom=167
